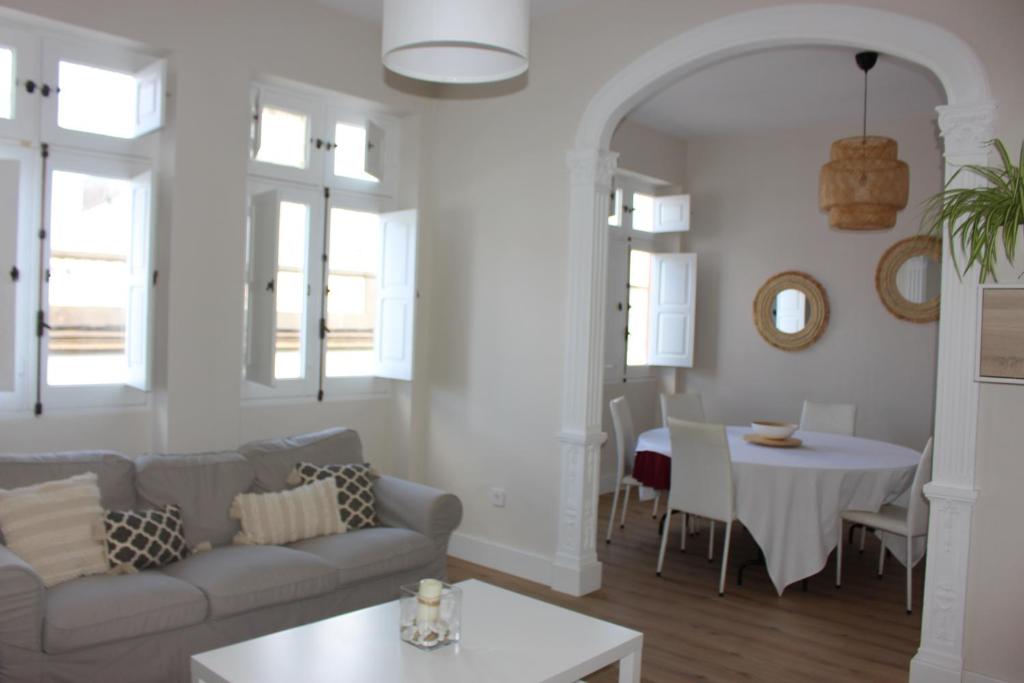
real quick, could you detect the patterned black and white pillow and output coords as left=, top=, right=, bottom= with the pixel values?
left=103, top=505, right=189, bottom=571
left=288, top=463, right=378, bottom=530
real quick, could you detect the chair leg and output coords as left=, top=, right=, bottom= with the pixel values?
left=708, top=520, right=715, bottom=562
left=605, top=484, right=620, bottom=543
left=905, top=534, right=913, bottom=614
left=836, top=518, right=843, bottom=588
left=859, top=526, right=867, bottom=554
left=651, top=491, right=660, bottom=519
left=718, top=521, right=733, bottom=596
left=656, top=509, right=672, bottom=576
left=620, top=485, right=632, bottom=528
left=878, top=541, right=886, bottom=577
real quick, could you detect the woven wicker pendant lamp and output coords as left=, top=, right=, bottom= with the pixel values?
left=819, top=51, right=909, bottom=230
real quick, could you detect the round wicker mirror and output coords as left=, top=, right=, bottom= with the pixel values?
left=876, top=236, right=941, bottom=323
left=753, top=271, right=830, bottom=351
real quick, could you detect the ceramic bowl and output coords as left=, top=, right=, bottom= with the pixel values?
left=750, top=421, right=798, bottom=440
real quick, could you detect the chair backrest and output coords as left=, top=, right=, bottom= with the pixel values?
left=799, top=401, right=856, bottom=436
left=907, top=437, right=934, bottom=536
left=660, top=392, right=705, bottom=426
left=666, top=418, right=733, bottom=522
left=609, top=396, right=636, bottom=480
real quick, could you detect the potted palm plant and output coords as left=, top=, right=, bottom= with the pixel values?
left=923, top=139, right=1024, bottom=282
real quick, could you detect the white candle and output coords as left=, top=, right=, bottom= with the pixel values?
left=417, top=578, right=443, bottom=627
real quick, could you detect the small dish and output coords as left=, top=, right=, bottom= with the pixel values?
left=750, top=421, right=798, bottom=440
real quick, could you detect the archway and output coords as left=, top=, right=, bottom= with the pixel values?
left=552, top=6, right=995, bottom=683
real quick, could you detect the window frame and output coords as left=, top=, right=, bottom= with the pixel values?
left=241, top=178, right=322, bottom=401
left=40, top=148, right=154, bottom=410
left=0, top=26, right=40, bottom=143
left=39, top=36, right=163, bottom=157
left=248, top=85, right=323, bottom=186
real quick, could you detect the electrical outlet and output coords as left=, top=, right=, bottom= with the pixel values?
left=488, top=486, right=506, bottom=508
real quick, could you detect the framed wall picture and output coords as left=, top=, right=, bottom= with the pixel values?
left=977, top=285, right=1024, bottom=384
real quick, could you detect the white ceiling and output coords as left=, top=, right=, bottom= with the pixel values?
left=316, top=0, right=587, bottom=24
left=626, top=46, right=946, bottom=139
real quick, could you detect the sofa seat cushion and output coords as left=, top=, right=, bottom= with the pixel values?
left=159, top=545, right=338, bottom=619
left=288, top=527, right=436, bottom=586
left=44, top=572, right=207, bottom=653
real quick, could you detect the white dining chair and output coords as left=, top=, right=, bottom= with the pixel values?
left=656, top=418, right=737, bottom=596
left=660, top=392, right=705, bottom=426
left=800, top=400, right=856, bottom=436
left=606, top=396, right=659, bottom=542
left=835, top=437, right=933, bottom=614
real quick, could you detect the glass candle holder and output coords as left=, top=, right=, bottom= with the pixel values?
left=399, top=581, right=462, bottom=650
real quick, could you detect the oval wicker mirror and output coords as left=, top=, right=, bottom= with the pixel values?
left=876, top=236, right=941, bottom=323
left=753, top=271, right=830, bottom=351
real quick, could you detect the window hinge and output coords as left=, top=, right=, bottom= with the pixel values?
left=317, top=389, right=324, bottom=402
left=323, top=187, right=330, bottom=199
left=265, top=279, right=274, bottom=292
left=9, top=265, right=18, bottom=282
left=152, top=270, right=159, bottom=286
left=319, top=318, right=329, bottom=340
left=367, top=141, right=375, bottom=151
left=34, top=402, right=42, bottom=416
left=36, top=310, right=50, bottom=338
left=623, top=205, right=635, bottom=214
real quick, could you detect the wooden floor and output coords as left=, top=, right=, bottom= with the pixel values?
left=448, top=491, right=924, bottom=682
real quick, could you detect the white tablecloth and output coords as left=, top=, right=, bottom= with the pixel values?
left=635, top=426, right=921, bottom=594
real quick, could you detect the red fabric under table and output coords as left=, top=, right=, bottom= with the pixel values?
left=632, top=450, right=671, bottom=490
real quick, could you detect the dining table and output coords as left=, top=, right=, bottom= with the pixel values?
left=633, top=425, right=922, bottom=594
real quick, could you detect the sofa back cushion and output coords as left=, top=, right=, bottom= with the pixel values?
left=0, top=450, right=136, bottom=516
left=238, top=428, right=363, bottom=493
left=135, top=452, right=255, bottom=548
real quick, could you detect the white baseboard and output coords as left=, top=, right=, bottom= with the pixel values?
left=447, top=532, right=552, bottom=586
left=964, top=672, right=1010, bottom=683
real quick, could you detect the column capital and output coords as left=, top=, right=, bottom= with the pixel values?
left=566, top=148, right=619, bottom=190
left=936, top=102, right=997, bottom=161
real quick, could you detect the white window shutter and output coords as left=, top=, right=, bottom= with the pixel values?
left=134, top=59, right=166, bottom=137
left=0, top=158, right=19, bottom=391
left=652, top=194, right=690, bottom=233
left=647, top=253, right=696, bottom=367
left=245, top=190, right=280, bottom=387
left=124, top=171, right=153, bottom=391
left=364, top=120, right=384, bottom=182
left=374, top=209, right=416, bottom=381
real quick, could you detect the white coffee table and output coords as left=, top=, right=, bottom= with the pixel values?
left=191, top=579, right=643, bottom=683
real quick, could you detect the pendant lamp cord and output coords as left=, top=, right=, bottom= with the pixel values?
left=862, top=67, right=868, bottom=140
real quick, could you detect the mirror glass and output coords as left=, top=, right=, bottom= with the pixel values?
left=895, top=255, right=941, bottom=304
left=772, top=288, right=809, bottom=333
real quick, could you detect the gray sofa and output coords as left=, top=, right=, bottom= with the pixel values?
left=0, top=428, right=462, bottom=683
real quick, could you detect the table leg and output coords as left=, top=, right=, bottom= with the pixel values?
left=618, top=649, right=642, bottom=683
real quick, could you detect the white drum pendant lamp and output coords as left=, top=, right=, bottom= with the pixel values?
left=382, top=0, right=530, bottom=84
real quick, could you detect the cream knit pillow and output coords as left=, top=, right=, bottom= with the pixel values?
left=230, top=478, right=346, bottom=546
left=0, top=472, right=109, bottom=587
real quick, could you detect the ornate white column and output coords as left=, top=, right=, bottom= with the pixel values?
left=550, top=148, right=617, bottom=596
left=910, top=101, right=997, bottom=683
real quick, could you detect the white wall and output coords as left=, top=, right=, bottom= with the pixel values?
left=0, top=0, right=432, bottom=473
left=418, top=1, right=1023, bottom=678
left=680, top=114, right=942, bottom=449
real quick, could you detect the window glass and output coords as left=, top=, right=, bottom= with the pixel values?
left=47, top=170, right=132, bottom=385
left=626, top=249, right=651, bottom=366
left=274, top=201, right=309, bottom=380
left=57, top=61, right=136, bottom=139
left=256, top=106, right=308, bottom=169
left=632, top=192, right=654, bottom=232
left=325, top=207, right=378, bottom=377
left=333, top=122, right=377, bottom=182
left=0, top=47, right=13, bottom=120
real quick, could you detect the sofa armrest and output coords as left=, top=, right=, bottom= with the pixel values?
left=0, top=544, right=44, bottom=652
left=374, top=476, right=462, bottom=544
